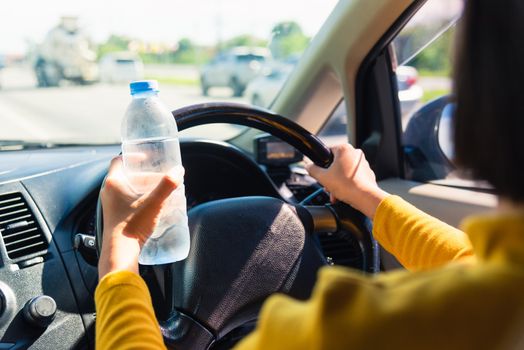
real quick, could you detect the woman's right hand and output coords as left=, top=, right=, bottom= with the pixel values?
left=305, top=144, right=389, bottom=219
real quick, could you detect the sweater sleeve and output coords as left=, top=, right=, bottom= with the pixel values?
left=372, top=195, right=475, bottom=270
left=95, top=270, right=166, bottom=350
left=234, top=264, right=507, bottom=350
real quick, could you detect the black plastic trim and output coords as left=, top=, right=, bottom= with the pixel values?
left=355, top=0, right=428, bottom=179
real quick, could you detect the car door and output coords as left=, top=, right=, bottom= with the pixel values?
left=259, top=0, right=496, bottom=271
left=383, top=2, right=497, bottom=217
left=376, top=1, right=498, bottom=267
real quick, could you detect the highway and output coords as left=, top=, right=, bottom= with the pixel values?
left=0, top=65, right=246, bottom=143
left=0, top=64, right=450, bottom=145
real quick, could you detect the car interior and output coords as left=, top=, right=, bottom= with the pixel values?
left=0, top=0, right=497, bottom=349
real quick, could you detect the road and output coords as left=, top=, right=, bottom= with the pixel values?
left=0, top=65, right=246, bottom=143
left=0, top=64, right=451, bottom=144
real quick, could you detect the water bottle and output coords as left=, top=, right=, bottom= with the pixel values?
left=121, top=80, right=190, bottom=265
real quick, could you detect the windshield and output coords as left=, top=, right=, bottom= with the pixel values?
left=0, top=0, right=338, bottom=146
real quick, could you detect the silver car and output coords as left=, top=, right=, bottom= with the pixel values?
left=200, top=47, right=269, bottom=97
left=246, top=63, right=423, bottom=114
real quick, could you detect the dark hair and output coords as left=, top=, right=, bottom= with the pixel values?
left=453, top=0, right=524, bottom=202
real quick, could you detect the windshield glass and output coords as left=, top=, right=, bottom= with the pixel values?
left=0, top=0, right=338, bottom=146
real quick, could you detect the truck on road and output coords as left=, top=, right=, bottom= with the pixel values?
left=33, top=17, right=98, bottom=87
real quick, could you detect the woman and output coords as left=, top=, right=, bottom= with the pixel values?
left=95, top=0, right=524, bottom=348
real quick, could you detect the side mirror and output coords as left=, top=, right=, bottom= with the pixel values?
left=437, top=103, right=455, bottom=161
left=403, top=95, right=454, bottom=181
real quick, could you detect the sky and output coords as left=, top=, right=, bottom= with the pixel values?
left=0, top=0, right=339, bottom=54
left=410, top=0, right=462, bottom=26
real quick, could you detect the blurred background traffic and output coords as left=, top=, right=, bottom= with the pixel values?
left=0, top=0, right=455, bottom=143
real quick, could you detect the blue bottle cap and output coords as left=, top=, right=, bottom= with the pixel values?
left=130, top=80, right=159, bottom=95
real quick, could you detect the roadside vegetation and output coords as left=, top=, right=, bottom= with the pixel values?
left=402, top=26, right=454, bottom=99
left=96, top=21, right=309, bottom=85
left=96, top=20, right=454, bottom=94
left=142, top=76, right=199, bottom=86
left=97, top=21, right=309, bottom=65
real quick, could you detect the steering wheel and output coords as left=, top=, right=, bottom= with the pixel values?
left=96, top=102, right=379, bottom=349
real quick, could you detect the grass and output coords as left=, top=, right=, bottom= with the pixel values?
left=143, top=76, right=199, bottom=86
left=418, top=69, right=451, bottom=78
left=422, top=89, right=451, bottom=103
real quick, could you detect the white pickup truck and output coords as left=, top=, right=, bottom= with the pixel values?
left=33, top=17, right=98, bottom=87
left=200, top=47, right=269, bottom=97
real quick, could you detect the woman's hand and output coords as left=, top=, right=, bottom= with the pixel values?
left=305, top=144, right=388, bottom=219
left=98, top=156, right=179, bottom=279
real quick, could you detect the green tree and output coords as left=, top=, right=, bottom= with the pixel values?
left=223, top=35, right=267, bottom=49
left=172, top=38, right=213, bottom=64
left=269, top=21, right=309, bottom=59
left=97, top=35, right=131, bottom=58
left=172, top=38, right=196, bottom=64
left=407, top=27, right=455, bottom=76
left=177, top=38, right=193, bottom=52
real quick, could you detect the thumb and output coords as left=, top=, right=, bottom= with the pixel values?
left=125, top=175, right=180, bottom=243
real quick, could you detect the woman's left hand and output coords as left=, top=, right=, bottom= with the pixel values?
left=98, top=156, right=179, bottom=279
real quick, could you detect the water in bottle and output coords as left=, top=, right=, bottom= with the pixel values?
left=121, top=80, right=190, bottom=265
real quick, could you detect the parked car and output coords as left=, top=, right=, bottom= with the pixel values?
left=244, top=66, right=288, bottom=107
left=200, top=47, right=269, bottom=97
left=98, top=52, right=144, bottom=84
left=244, top=56, right=298, bottom=107
left=396, top=65, right=423, bottom=115
left=246, top=63, right=423, bottom=113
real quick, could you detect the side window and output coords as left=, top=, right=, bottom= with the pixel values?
left=317, top=101, right=348, bottom=147
left=392, top=0, right=461, bottom=182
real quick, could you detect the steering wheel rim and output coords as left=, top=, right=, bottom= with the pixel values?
left=95, top=102, right=379, bottom=349
left=173, top=102, right=334, bottom=168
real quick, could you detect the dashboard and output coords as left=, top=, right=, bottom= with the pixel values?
left=0, top=140, right=362, bottom=349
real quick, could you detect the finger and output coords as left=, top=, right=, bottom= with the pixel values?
left=329, top=192, right=337, bottom=204
left=124, top=151, right=148, bottom=163
left=305, top=162, right=323, bottom=180
left=126, top=175, right=180, bottom=241
left=103, top=156, right=126, bottom=191
left=138, top=175, right=179, bottom=214
left=106, top=156, right=123, bottom=179
left=106, top=154, right=147, bottom=183
left=104, top=156, right=135, bottom=195
left=332, top=143, right=351, bottom=156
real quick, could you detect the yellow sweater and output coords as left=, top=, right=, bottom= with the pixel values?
left=95, top=195, right=524, bottom=349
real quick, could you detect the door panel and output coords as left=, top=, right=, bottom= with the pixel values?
left=378, top=178, right=497, bottom=270
left=379, top=178, right=497, bottom=227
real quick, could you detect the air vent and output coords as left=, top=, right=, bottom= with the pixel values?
left=318, top=232, right=363, bottom=269
left=0, top=192, right=48, bottom=260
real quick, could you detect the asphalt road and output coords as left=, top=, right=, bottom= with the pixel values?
left=0, top=65, right=246, bottom=143
left=0, top=64, right=451, bottom=144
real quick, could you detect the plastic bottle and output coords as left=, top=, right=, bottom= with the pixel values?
left=121, top=80, right=190, bottom=265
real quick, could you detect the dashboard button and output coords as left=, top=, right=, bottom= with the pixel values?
left=23, top=295, right=57, bottom=328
